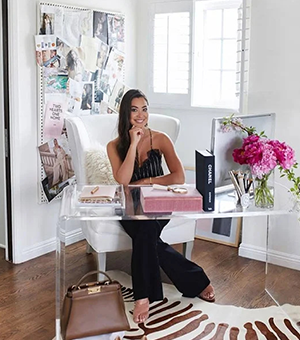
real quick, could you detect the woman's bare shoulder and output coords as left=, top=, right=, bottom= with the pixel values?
left=107, top=137, right=118, bottom=146
left=150, top=129, right=169, bottom=139
left=107, top=138, right=118, bottom=151
left=150, top=129, right=171, bottom=143
left=150, top=130, right=172, bottom=151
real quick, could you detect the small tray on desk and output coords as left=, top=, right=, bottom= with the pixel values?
left=76, top=185, right=125, bottom=208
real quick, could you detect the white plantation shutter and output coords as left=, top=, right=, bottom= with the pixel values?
left=192, top=0, right=243, bottom=109
left=148, top=0, right=249, bottom=110
left=153, top=12, right=190, bottom=94
left=236, top=0, right=251, bottom=113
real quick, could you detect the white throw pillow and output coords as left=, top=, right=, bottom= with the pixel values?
left=85, top=144, right=117, bottom=185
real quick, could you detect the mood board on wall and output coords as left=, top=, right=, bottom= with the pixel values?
left=35, top=2, right=127, bottom=203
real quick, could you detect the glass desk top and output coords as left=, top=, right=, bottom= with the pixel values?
left=58, top=182, right=294, bottom=221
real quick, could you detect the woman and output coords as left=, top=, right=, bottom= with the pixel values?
left=80, top=84, right=93, bottom=110
left=66, top=49, right=84, bottom=82
left=40, top=13, right=53, bottom=35
left=107, top=89, right=215, bottom=324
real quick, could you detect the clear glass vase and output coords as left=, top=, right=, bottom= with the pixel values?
left=254, top=173, right=274, bottom=209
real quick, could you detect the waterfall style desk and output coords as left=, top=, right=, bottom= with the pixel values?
left=56, top=183, right=300, bottom=339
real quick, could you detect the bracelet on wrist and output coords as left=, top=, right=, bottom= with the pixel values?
left=149, top=177, right=152, bottom=185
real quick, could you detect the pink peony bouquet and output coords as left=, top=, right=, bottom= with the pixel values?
left=222, top=114, right=299, bottom=207
left=232, top=134, right=296, bottom=179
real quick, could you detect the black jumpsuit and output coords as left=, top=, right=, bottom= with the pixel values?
left=119, top=130, right=210, bottom=302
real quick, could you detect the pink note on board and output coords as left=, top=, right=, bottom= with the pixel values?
left=44, top=101, right=66, bottom=139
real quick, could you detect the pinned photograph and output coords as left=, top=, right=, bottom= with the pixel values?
left=43, top=50, right=60, bottom=68
left=108, top=81, right=128, bottom=113
left=91, top=69, right=102, bottom=103
left=99, top=48, right=124, bottom=97
left=39, top=13, right=54, bottom=35
left=38, top=135, right=74, bottom=189
left=107, top=47, right=125, bottom=79
left=67, top=78, right=82, bottom=114
left=80, top=82, right=94, bottom=111
left=65, top=48, right=85, bottom=82
left=56, top=37, right=70, bottom=58
left=92, top=102, right=100, bottom=115
left=93, top=11, right=108, bottom=44
left=44, top=70, right=68, bottom=93
left=56, top=37, right=71, bottom=70
left=39, top=5, right=64, bottom=36
left=42, top=177, right=70, bottom=202
left=99, top=71, right=112, bottom=96
left=108, top=14, right=125, bottom=52
left=36, top=51, right=43, bottom=67
left=96, top=41, right=109, bottom=72
left=35, top=35, right=57, bottom=67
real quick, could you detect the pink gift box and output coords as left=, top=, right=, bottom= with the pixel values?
left=140, top=186, right=203, bottom=213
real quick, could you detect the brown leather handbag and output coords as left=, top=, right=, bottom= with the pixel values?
left=61, top=270, right=130, bottom=340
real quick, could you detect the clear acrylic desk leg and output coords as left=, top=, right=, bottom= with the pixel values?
left=56, top=215, right=67, bottom=340
left=266, top=214, right=300, bottom=328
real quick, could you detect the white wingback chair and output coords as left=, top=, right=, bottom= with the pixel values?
left=65, top=114, right=196, bottom=272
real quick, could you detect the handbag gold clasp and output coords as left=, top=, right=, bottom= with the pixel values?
left=88, top=286, right=101, bottom=294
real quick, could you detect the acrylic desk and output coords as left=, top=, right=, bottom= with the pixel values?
left=56, top=183, right=300, bottom=339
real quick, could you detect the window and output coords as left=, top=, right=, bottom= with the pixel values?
left=149, top=0, right=249, bottom=111
left=153, top=12, right=190, bottom=94
left=193, top=0, right=242, bottom=109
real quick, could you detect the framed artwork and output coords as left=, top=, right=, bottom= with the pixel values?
left=185, top=169, right=241, bottom=247
left=195, top=217, right=242, bottom=247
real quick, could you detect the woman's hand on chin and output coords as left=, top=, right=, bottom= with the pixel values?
left=129, top=125, right=144, bottom=146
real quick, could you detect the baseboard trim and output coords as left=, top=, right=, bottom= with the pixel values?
left=238, top=243, right=267, bottom=262
left=239, top=243, right=300, bottom=271
left=16, top=229, right=84, bottom=263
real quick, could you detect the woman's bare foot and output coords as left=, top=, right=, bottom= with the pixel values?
left=199, top=284, right=215, bottom=302
left=133, top=298, right=150, bottom=324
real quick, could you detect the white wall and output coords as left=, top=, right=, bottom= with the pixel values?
left=8, top=0, right=138, bottom=263
left=0, top=0, right=6, bottom=249
left=238, top=0, right=300, bottom=268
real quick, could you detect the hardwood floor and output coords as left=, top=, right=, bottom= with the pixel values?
left=0, top=239, right=299, bottom=340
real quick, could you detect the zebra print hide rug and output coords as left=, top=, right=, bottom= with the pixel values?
left=55, top=271, right=300, bottom=340
left=112, top=270, right=300, bottom=340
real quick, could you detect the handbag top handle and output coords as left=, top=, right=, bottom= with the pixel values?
left=75, top=270, right=113, bottom=288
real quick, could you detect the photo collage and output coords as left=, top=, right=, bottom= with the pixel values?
left=36, top=4, right=127, bottom=201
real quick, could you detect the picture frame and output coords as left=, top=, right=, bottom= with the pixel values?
left=195, top=217, right=242, bottom=247
left=184, top=168, right=242, bottom=248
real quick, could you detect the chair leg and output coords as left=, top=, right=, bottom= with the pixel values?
left=183, top=241, right=193, bottom=260
left=96, top=252, right=107, bottom=281
left=86, top=242, right=94, bottom=254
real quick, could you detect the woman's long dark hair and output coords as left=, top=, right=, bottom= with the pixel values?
left=116, top=89, right=149, bottom=161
